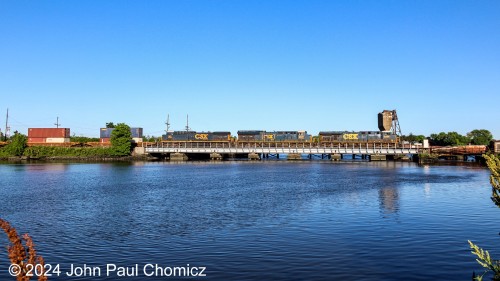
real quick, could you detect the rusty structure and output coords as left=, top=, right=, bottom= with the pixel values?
left=378, top=110, right=402, bottom=136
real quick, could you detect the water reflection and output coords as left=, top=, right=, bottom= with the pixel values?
left=424, top=182, right=432, bottom=198
left=379, top=186, right=400, bottom=215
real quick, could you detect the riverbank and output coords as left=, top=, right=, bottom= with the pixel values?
left=0, top=145, right=158, bottom=162
left=0, top=155, right=155, bottom=162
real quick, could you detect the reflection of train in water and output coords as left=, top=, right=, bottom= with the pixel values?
left=161, top=130, right=399, bottom=143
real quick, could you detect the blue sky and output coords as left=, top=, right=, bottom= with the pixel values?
left=1, top=0, right=499, bottom=138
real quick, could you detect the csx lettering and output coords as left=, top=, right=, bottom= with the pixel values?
left=264, top=134, right=275, bottom=140
left=343, top=134, right=358, bottom=140
left=195, top=134, right=208, bottom=140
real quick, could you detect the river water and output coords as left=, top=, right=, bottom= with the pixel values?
left=0, top=161, right=498, bottom=280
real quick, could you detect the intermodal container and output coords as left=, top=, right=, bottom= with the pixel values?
left=132, top=137, right=143, bottom=143
left=100, top=128, right=114, bottom=138
left=28, top=128, right=70, bottom=138
left=100, top=128, right=143, bottom=138
left=46, top=138, right=70, bottom=143
left=28, top=137, right=47, bottom=143
left=130, top=128, right=143, bottom=138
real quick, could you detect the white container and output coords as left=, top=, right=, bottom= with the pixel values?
left=132, top=137, right=143, bottom=143
left=423, top=139, right=429, bottom=148
left=46, top=138, right=70, bottom=143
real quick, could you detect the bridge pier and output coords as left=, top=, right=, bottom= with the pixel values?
left=210, top=153, right=223, bottom=161
left=331, top=154, right=342, bottom=161
left=248, top=153, right=260, bottom=160
left=288, top=153, right=301, bottom=160
left=370, top=154, right=386, bottom=161
left=170, top=153, right=188, bottom=161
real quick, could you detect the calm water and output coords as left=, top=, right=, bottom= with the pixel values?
left=0, top=161, right=498, bottom=280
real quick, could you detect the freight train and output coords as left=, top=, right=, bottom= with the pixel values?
left=161, top=130, right=399, bottom=143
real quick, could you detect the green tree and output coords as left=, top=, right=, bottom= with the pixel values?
left=469, top=154, right=500, bottom=280
left=3, top=132, right=27, bottom=156
left=401, top=133, right=426, bottom=143
left=110, top=123, right=132, bottom=156
left=144, top=135, right=159, bottom=142
left=468, top=130, right=493, bottom=146
left=430, top=131, right=470, bottom=146
left=106, top=122, right=115, bottom=128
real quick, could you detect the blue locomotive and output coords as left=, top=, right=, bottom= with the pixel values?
left=237, top=130, right=311, bottom=142
left=318, top=131, right=398, bottom=143
left=162, top=131, right=231, bottom=141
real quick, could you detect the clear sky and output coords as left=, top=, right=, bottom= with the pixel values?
left=1, top=0, right=499, bottom=138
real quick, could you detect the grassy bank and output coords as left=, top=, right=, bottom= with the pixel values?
left=24, top=146, right=117, bottom=158
left=0, top=146, right=125, bottom=160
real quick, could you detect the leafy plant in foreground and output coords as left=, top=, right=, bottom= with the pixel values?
left=469, top=154, right=500, bottom=281
left=0, top=218, right=47, bottom=281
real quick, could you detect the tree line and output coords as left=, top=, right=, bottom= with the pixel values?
left=401, top=129, right=493, bottom=146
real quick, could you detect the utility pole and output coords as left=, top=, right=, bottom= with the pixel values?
left=165, top=114, right=171, bottom=133
left=4, top=108, right=8, bottom=141
left=54, top=117, right=61, bottom=128
left=185, top=114, right=190, bottom=132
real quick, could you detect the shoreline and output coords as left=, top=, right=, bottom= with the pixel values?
left=0, top=155, right=156, bottom=162
left=0, top=156, right=487, bottom=167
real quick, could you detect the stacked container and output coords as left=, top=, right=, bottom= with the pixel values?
left=100, top=127, right=143, bottom=143
left=28, top=128, right=70, bottom=143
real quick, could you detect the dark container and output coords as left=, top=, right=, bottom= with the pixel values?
left=100, top=127, right=143, bottom=138
left=100, top=128, right=114, bottom=138
left=28, top=128, right=70, bottom=138
left=130, top=128, right=143, bottom=138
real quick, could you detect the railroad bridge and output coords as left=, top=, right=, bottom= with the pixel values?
left=144, top=142, right=423, bottom=161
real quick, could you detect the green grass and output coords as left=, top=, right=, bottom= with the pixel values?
left=23, top=146, right=117, bottom=158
